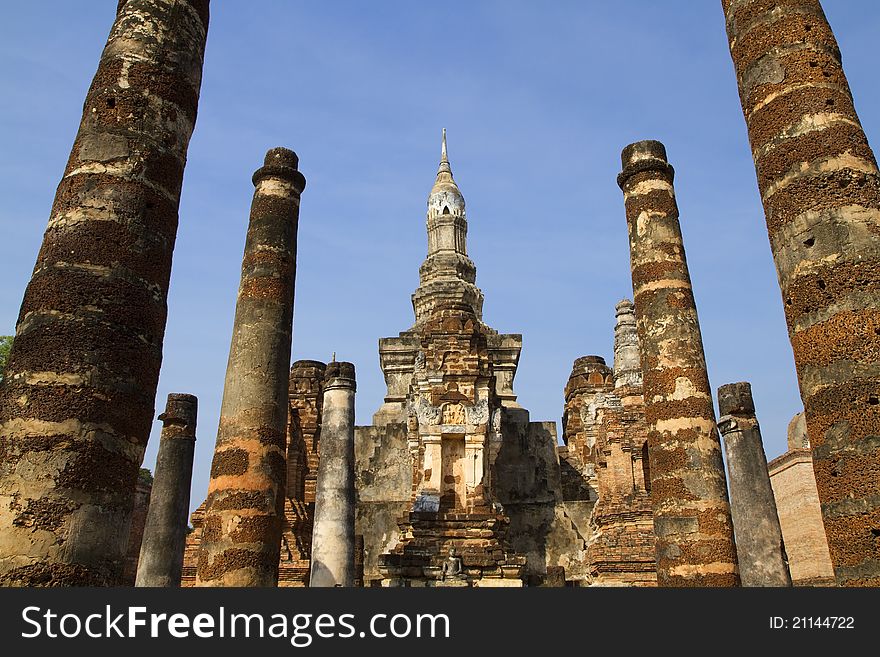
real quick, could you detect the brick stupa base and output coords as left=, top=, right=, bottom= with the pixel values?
left=378, top=510, right=525, bottom=587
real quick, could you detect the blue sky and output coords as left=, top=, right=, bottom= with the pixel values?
left=1, top=1, right=878, bottom=514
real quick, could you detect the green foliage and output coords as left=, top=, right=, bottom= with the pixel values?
left=0, top=336, right=12, bottom=384
left=138, top=467, right=154, bottom=486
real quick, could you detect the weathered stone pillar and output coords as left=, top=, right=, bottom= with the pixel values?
left=310, top=361, right=356, bottom=587
left=135, top=393, right=197, bottom=587
left=122, top=476, right=153, bottom=586
left=618, top=140, right=739, bottom=586
left=613, top=298, right=641, bottom=389
left=722, top=0, right=880, bottom=586
left=196, top=148, right=305, bottom=587
left=717, top=382, right=791, bottom=587
left=0, top=0, right=209, bottom=586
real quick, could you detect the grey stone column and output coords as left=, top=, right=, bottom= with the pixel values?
left=722, top=0, right=880, bottom=586
left=310, top=361, right=356, bottom=587
left=135, top=393, right=198, bottom=587
left=717, top=382, right=792, bottom=587
left=618, top=140, right=739, bottom=587
left=0, top=0, right=209, bottom=586
left=196, top=148, right=305, bottom=587
left=613, top=299, right=641, bottom=389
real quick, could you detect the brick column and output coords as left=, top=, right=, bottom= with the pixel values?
left=196, top=148, right=305, bottom=587
left=717, top=382, right=791, bottom=587
left=0, top=0, right=209, bottom=586
left=136, top=393, right=197, bottom=587
left=618, top=140, right=739, bottom=586
left=310, top=362, right=356, bottom=587
left=722, top=0, right=880, bottom=586
left=288, top=360, right=327, bottom=504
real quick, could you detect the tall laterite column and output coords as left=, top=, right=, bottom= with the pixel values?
left=618, top=140, right=739, bottom=586
left=722, top=0, right=880, bottom=586
left=0, top=0, right=209, bottom=586
left=196, top=148, right=305, bottom=586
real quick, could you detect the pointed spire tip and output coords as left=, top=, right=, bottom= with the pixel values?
left=441, top=128, right=448, bottom=163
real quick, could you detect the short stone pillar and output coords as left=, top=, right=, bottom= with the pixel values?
left=717, top=382, right=791, bottom=587
left=618, top=140, right=739, bottom=586
left=310, top=361, right=356, bottom=587
left=136, top=394, right=198, bottom=587
left=196, top=148, right=305, bottom=587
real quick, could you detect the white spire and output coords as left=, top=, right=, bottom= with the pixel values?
left=412, top=129, right=483, bottom=325
left=430, top=128, right=462, bottom=211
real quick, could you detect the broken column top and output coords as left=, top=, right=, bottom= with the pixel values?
left=565, top=355, right=613, bottom=400
left=291, top=359, right=327, bottom=373
left=569, top=356, right=612, bottom=382
left=787, top=411, right=809, bottom=450
left=617, top=139, right=675, bottom=188
left=165, top=392, right=197, bottom=406
left=324, top=361, right=356, bottom=390
left=157, top=393, right=198, bottom=434
left=718, top=381, right=755, bottom=416
left=615, top=298, right=635, bottom=316
left=252, top=146, right=306, bottom=189
left=289, top=360, right=326, bottom=394
left=573, top=355, right=608, bottom=369
left=266, top=147, right=298, bottom=168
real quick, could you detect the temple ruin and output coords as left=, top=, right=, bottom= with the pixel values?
left=1, top=0, right=876, bottom=588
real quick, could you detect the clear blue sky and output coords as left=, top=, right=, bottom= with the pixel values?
left=1, top=2, right=877, bottom=514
